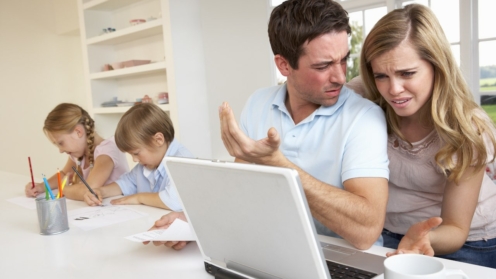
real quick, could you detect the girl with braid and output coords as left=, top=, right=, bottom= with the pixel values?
left=24, top=103, right=129, bottom=200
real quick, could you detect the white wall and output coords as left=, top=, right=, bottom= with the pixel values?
left=199, top=0, right=274, bottom=161
left=0, top=1, right=85, bottom=177
left=168, top=0, right=212, bottom=160
left=0, top=0, right=273, bottom=176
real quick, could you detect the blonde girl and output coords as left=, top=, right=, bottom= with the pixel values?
left=25, top=103, right=129, bottom=199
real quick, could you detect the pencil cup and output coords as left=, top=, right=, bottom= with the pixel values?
left=35, top=197, right=69, bottom=235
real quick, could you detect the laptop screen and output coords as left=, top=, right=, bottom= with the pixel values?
left=165, top=157, right=331, bottom=279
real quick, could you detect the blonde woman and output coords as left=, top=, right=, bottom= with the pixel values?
left=360, top=4, right=496, bottom=267
left=25, top=103, right=129, bottom=199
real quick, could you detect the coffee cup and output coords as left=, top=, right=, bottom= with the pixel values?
left=384, top=254, right=469, bottom=279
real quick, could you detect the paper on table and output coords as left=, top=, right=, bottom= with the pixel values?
left=6, top=196, right=37, bottom=210
left=7, top=191, right=59, bottom=210
left=125, top=219, right=196, bottom=242
left=68, top=205, right=147, bottom=231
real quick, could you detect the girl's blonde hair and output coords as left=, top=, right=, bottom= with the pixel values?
left=360, top=4, right=496, bottom=183
left=44, top=103, right=96, bottom=183
left=115, top=103, right=174, bottom=152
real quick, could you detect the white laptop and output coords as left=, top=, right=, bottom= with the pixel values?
left=165, top=157, right=385, bottom=279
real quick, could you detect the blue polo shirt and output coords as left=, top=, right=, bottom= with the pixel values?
left=115, top=139, right=194, bottom=211
left=240, top=84, right=389, bottom=244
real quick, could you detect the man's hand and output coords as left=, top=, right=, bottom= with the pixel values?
left=143, top=211, right=189, bottom=250
left=219, top=102, right=284, bottom=165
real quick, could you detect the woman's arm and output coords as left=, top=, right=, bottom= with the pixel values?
left=430, top=167, right=484, bottom=254
left=391, top=167, right=484, bottom=256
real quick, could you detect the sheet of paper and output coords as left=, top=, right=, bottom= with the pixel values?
left=6, top=196, right=37, bottom=210
left=125, top=219, right=196, bottom=242
left=6, top=191, right=58, bottom=210
left=68, top=205, right=147, bottom=231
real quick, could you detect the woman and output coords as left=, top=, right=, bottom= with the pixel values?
left=360, top=4, right=496, bottom=268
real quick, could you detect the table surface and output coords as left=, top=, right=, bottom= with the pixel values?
left=1, top=170, right=495, bottom=279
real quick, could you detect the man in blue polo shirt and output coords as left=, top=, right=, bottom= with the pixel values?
left=219, top=0, right=389, bottom=250
left=146, top=0, right=388, bottom=251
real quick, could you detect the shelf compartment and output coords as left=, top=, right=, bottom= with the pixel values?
left=90, top=61, right=166, bottom=80
left=93, top=104, right=170, bottom=114
left=83, top=0, right=145, bottom=11
left=86, top=19, right=163, bottom=45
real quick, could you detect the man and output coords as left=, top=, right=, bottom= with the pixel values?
left=148, top=0, right=388, bottom=250
left=219, top=0, right=388, bottom=250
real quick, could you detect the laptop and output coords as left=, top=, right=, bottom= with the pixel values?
left=165, top=157, right=385, bottom=279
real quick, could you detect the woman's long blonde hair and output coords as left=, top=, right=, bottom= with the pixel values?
left=44, top=103, right=96, bottom=183
left=360, top=4, right=496, bottom=183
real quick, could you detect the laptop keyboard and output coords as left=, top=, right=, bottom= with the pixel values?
left=326, top=261, right=377, bottom=279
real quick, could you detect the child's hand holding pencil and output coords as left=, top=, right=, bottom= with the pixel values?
left=83, top=188, right=103, bottom=206
left=24, top=181, right=45, bottom=197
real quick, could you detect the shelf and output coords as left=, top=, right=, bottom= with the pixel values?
left=93, top=104, right=170, bottom=114
left=86, top=19, right=163, bottom=45
left=90, top=61, right=166, bottom=80
left=83, top=0, right=144, bottom=11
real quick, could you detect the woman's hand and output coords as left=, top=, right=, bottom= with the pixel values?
left=387, top=217, right=443, bottom=257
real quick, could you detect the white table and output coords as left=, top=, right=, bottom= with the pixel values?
left=0, top=171, right=210, bottom=279
left=1, top=170, right=495, bottom=278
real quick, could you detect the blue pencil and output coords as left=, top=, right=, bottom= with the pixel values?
left=42, top=175, right=55, bottom=200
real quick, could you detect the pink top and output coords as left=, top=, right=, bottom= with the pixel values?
left=70, top=136, right=129, bottom=185
left=386, top=116, right=496, bottom=241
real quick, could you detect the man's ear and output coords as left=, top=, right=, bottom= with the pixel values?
left=274, top=54, right=291, bottom=77
left=153, top=132, right=165, bottom=147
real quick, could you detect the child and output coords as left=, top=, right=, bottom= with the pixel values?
left=83, top=103, right=194, bottom=210
left=24, top=103, right=129, bottom=199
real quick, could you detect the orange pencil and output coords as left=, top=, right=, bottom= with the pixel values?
left=57, top=169, right=62, bottom=199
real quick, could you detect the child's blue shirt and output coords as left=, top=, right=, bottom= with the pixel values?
left=115, top=139, right=194, bottom=211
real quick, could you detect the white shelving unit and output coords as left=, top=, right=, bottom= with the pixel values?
left=77, top=0, right=179, bottom=141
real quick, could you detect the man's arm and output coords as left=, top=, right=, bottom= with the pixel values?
left=220, top=102, right=387, bottom=249
left=293, top=164, right=387, bottom=249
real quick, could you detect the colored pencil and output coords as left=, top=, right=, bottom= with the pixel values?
left=42, top=175, right=55, bottom=200
left=71, top=166, right=98, bottom=198
left=60, top=175, right=67, bottom=198
left=28, top=157, right=35, bottom=189
left=56, top=169, right=62, bottom=199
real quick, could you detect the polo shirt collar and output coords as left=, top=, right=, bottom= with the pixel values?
left=142, top=139, right=178, bottom=180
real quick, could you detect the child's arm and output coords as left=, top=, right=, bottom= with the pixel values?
left=110, top=192, right=171, bottom=209
left=63, top=154, right=114, bottom=200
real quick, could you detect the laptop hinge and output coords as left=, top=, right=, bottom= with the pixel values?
left=227, top=261, right=282, bottom=279
left=214, top=268, right=249, bottom=279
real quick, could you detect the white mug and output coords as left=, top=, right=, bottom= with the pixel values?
left=384, top=254, right=469, bottom=279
